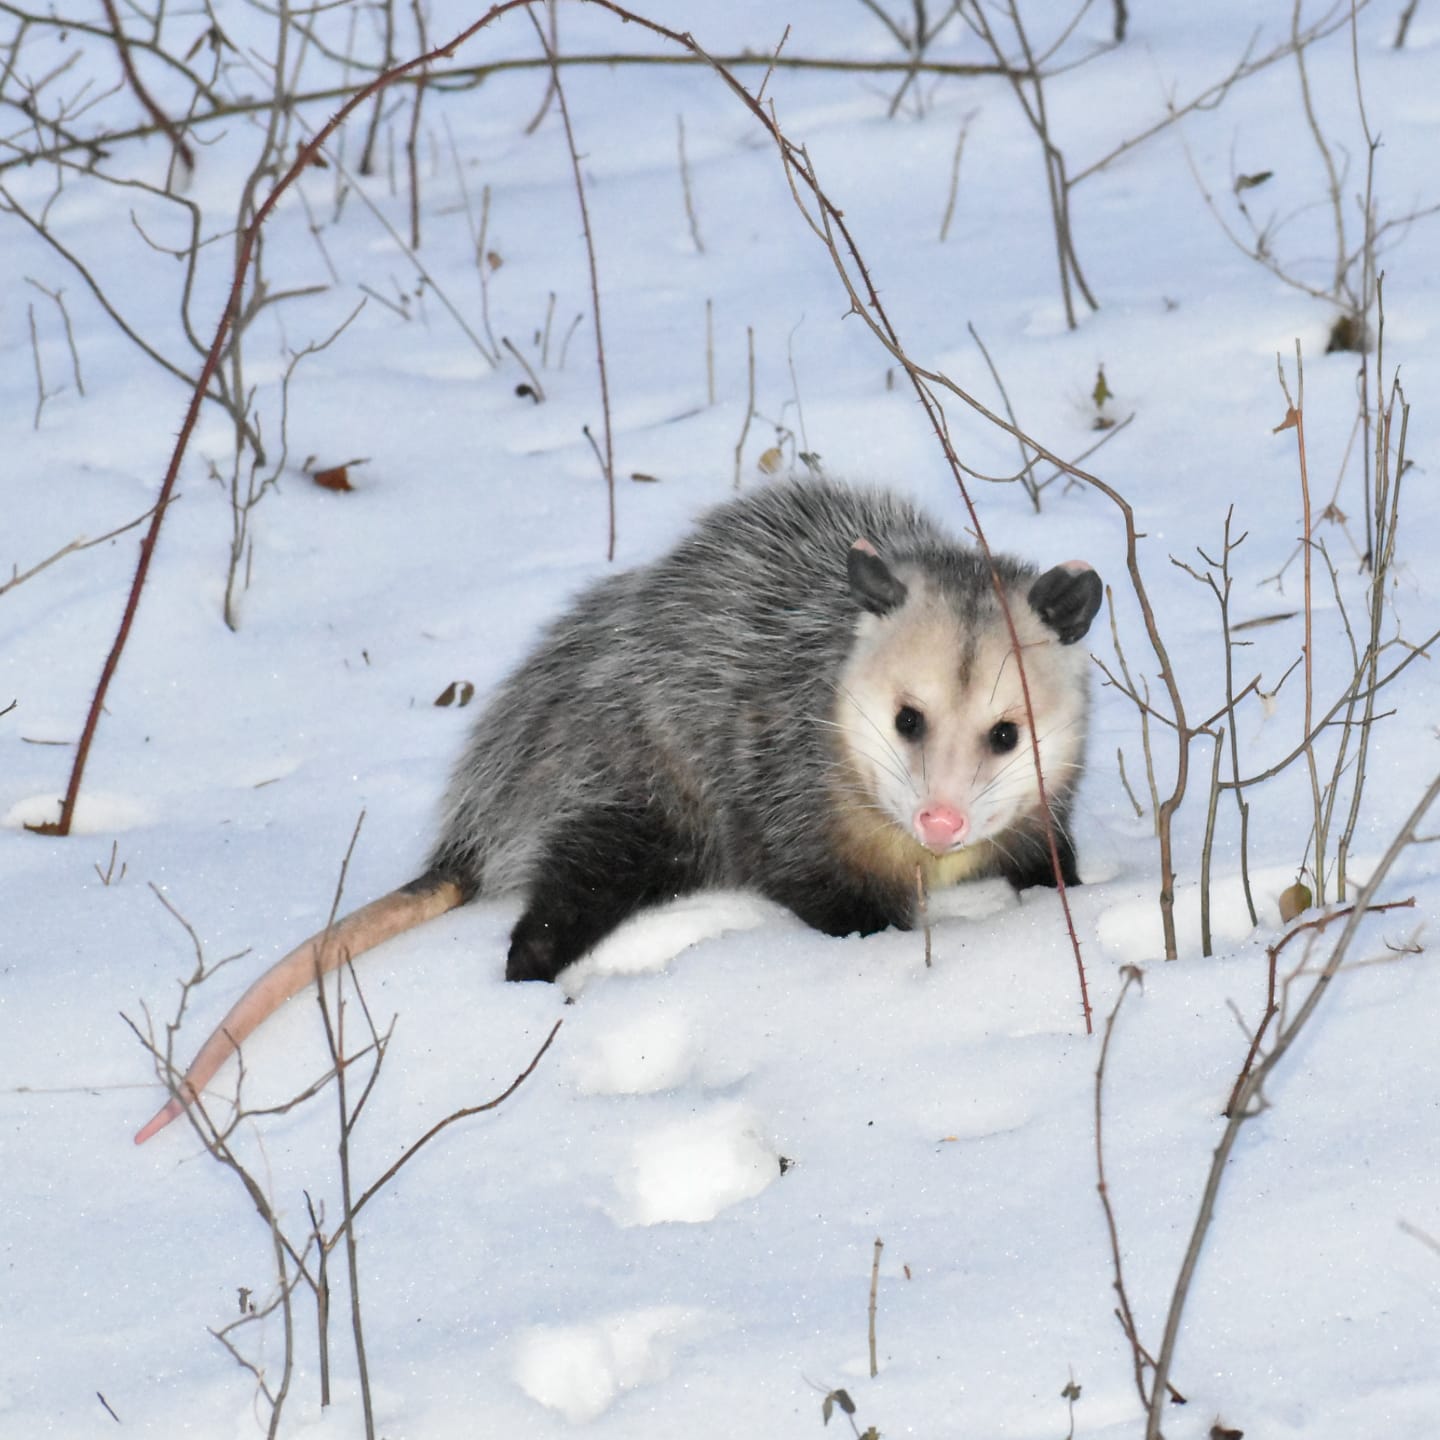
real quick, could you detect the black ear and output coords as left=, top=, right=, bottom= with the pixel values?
left=847, top=538, right=908, bottom=616
left=1028, top=562, right=1102, bottom=644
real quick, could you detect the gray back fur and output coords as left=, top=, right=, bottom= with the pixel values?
left=429, top=480, right=1038, bottom=902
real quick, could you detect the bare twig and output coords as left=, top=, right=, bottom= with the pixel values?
left=25, top=301, right=51, bottom=427
left=1102, top=587, right=1160, bottom=832
left=529, top=7, right=616, bottom=561
left=313, top=138, right=499, bottom=367
left=1093, top=966, right=1152, bottom=1409
left=405, top=0, right=430, bottom=252
left=868, top=1236, right=883, bottom=1378
left=914, top=864, right=932, bottom=968
left=24, top=276, right=83, bottom=396
left=1336, top=302, right=1407, bottom=892
left=339, top=1018, right=563, bottom=1233
left=1115, top=747, right=1144, bottom=820
left=269, top=812, right=379, bottom=1435
left=33, top=4, right=540, bottom=836
left=965, top=0, right=1098, bottom=328
left=967, top=321, right=1039, bottom=508
left=222, top=302, right=364, bottom=631
left=705, top=296, right=715, bottom=406
left=1275, top=346, right=1327, bottom=898
left=522, top=0, right=560, bottom=132
left=1145, top=779, right=1437, bottom=1440
left=1, top=501, right=161, bottom=599
left=97, top=0, right=194, bottom=173
left=1399, top=1218, right=1440, bottom=1255
left=734, top=323, right=756, bottom=489
left=1071, top=3, right=1365, bottom=186
left=676, top=112, right=704, bottom=253
left=0, top=47, right=1026, bottom=179
left=766, top=122, right=1097, bottom=1016
left=1198, top=728, right=1224, bottom=957
left=502, top=335, right=546, bottom=402
left=937, top=110, right=975, bottom=243
left=1172, top=510, right=1258, bottom=928
left=1221, top=898, right=1417, bottom=1118
left=1394, top=0, right=1423, bottom=45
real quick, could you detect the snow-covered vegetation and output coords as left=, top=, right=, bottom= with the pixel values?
left=3, top=3, right=1438, bottom=1436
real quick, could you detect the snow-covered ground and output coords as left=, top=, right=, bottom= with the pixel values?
left=3, top=3, right=1439, bottom=1436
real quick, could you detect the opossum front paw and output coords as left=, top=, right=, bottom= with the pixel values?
left=815, top=902, right=905, bottom=939
left=772, top=885, right=907, bottom=940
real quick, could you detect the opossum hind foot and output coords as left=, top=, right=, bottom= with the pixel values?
left=504, top=803, right=705, bottom=983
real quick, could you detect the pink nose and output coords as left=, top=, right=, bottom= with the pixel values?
left=916, top=804, right=968, bottom=852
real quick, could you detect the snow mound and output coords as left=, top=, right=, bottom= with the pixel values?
left=513, top=1307, right=706, bottom=1422
left=1094, top=865, right=1309, bottom=963
left=568, top=891, right=774, bottom=986
left=607, top=1101, right=777, bottom=1226
left=2, top=791, right=152, bottom=833
left=573, top=1010, right=696, bottom=1095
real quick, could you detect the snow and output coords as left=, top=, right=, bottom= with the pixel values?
left=3, top=3, right=1440, bottom=1437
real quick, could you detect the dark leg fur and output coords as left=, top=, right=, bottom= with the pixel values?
left=506, top=804, right=704, bottom=983
left=762, top=874, right=910, bottom=940
left=997, top=821, right=1081, bottom=892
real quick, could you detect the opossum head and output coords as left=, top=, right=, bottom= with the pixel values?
left=837, top=539, right=1101, bottom=861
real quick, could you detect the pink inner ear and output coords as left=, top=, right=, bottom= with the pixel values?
left=852, top=537, right=879, bottom=556
left=1060, top=559, right=1094, bottom=573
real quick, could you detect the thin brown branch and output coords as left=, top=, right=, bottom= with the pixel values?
left=1276, top=347, right=1328, bottom=898
left=1144, top=777, right=1437, bottom=1440
left=1394, top=0, right=1423, bottom=45
left=966, top=321, right=1039, bottom=509
left=1224, top=623, right=1440, bottom=789
left=24, top=276, right=84, bottom=395
left=97, top=0, right=194, bottom=172
left=676, top=112, right=704, bottom=253
left=26, top=300, right=49, bottom=427
left=0, top=500, right=161, bottom=598
left=529, top=7, right=615, bottom=561
left=760, top=97, right=1186, bottom=958
left=1070, top=2, right=1366, bottom=186
left=1094, top=965, right=1151, bottom=1410
left=937, top=109, right=975, bottom=243
left=764, top=119, right=1098, bottom=1012
left=734, top=323, right=755, bottom=489
left=868, top=1236, right=883, bottom=1378
left=1198, top=728, right=1224, bottom=957
left=502, top=335, right=546, bottom=401
left=0, top=50, right=1016, bottom=178
left=522, top=0, right=560, bottom=132
left=1220, top=895, right=1421, bottom=1113
left=1338, top=378, right=1407, bottom=883
left=339, top=1018, right=564, bottom=1236
left=34, top=3, right=545, bottom=834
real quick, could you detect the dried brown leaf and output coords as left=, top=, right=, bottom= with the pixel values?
left=434, top=681, right=476, bottom=708
left=312, top=464, right=353, bottom=492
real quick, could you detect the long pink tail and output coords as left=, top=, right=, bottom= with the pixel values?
left=135, top=877, right=464, bottom=1144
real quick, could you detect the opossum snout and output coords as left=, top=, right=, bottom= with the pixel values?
left=915, top=804, right=968, bottom=852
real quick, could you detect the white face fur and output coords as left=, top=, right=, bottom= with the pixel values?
left=834, top=579, right=1090, bottom=857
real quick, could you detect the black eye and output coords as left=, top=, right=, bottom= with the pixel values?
left=895, top=705, right=925, bottom=741
left=988, top=720, right=1019, bottom=753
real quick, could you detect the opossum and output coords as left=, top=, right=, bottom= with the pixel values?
left=135, top=479, right=1101, bottom=1144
